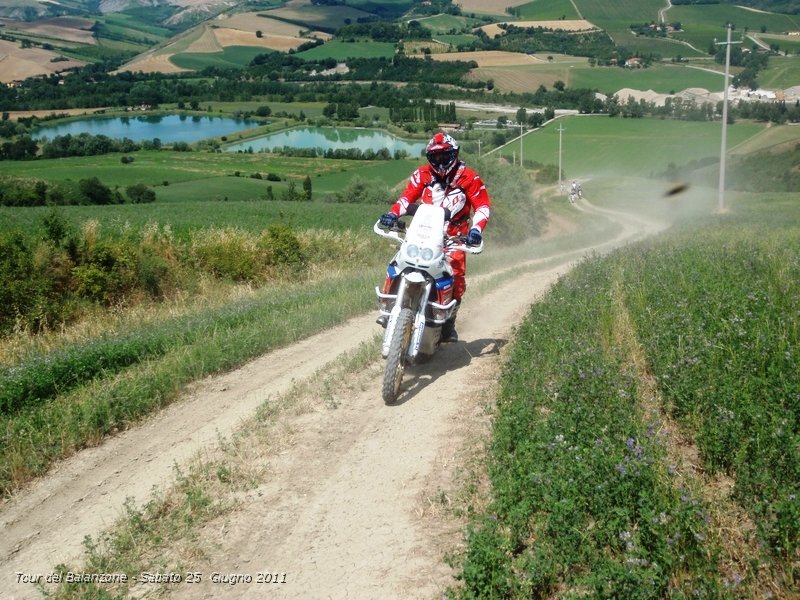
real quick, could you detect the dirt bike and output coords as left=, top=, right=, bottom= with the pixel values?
left=374, top=204, right=483, bottom=404
left=569, top=187, right=583, bottom=203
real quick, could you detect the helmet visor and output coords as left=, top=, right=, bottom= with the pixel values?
left=427, top=149, right=456, bottom=170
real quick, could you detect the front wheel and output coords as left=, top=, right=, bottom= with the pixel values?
left=382, top=307, right=415, bottom=404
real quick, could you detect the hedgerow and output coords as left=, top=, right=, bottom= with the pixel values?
left=0, top=211, right=361, bottom=336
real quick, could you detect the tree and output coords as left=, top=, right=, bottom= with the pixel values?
left=126, top=183, right=156, bottom=203
left=79, top=177, right=114, bottom=205
left=256, top=30, right=263, bottom=38
left=303, top=175, right=312, bottom=200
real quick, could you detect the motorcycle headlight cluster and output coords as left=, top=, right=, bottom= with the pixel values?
left=405, top=244, right=435, bottom=262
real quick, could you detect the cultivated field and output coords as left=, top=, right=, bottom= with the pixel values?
left=478, top=19, right=599, bottom=38
left=497, top=115, right=769, bottom=177
left=0, top=39, right=87, bottom=83
left=457, top=0, right=531, bottom=16
left=0, top=16, right=96, bottom=44
left=421, top=49, right=543, bottom=67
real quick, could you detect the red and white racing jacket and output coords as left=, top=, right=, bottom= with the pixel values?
left=388, top=161, right=491, bottom=237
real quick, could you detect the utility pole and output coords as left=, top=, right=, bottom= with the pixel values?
left=557, top=123, right=566, bottom=193
left=716, top=23, right=741, bottom=213
left=477, top=138, right=481, bottom=157
left=520, top=122, right=524, bottom=168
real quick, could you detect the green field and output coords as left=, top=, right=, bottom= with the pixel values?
left=513, top=0, right=580, bottom=20
left=758, top=34, right=800, bottom=54
left=296, top=40, right=396, bottom=60
left=262, top=4, right=378, bottom=30
left=501, top=115, right=766, bottom=178
left=759, top=55, right=800, bottom=87
left=573, top=0, right=664, bottom=50
left=668, top=5, right=800, bottom=53
left=574, top=0, right=663, bottom=23
left=416, top=14, right=480, bottom=34
left=432, top=34, right=478, bottom=47
left=569, top=63, right=724, bottom=94
left=468, top=60, right=722, bottom=95
left=0, top=151, right=418, bottom=236
left=456, top=191, right=800, bottom=597
left=170, top=46, right=269, bottom=70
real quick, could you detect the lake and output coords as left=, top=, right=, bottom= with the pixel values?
left=32, top=114, right=260, bottom=143
left=225, top=127, right=427, bottom=156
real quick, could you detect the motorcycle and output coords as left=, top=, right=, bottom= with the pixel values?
left=374, top=204, right=483, bottom=404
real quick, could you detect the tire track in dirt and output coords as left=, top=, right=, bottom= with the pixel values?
left=0, top=200, right=665, bottom=599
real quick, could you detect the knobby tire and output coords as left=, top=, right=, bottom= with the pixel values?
left=382, top=307, right=414, bottom=404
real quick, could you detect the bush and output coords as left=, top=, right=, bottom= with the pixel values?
left=126, top=183, right=156, bottom=204
left=79, top=177, right=117, bottom=205
left=259, top=224, right=306, bottom=271
left=472, top=156, right=547, bottom=244
left=535, top=164, right=561, bottom=184
left=191, top=228, right=260, bottom=281
left=330, top=174, right=390, bottom=204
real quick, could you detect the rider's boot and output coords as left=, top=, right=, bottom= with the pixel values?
left=376, top=315, right=388, bottom=328
left=441, top=300, right=460, bottom=343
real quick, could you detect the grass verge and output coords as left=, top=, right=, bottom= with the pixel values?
left=452, top=192, right=799, bottom=597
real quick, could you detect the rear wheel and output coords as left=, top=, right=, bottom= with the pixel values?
left=382, top=307, right=414, bottom=404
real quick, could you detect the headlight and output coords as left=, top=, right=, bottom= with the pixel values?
left=421, top=248, right=434, bottom=261
left=406, top=244, right=419, bottom=258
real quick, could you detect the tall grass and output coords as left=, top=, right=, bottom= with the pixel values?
left=0, top=267, right=379, bottom=496
left=455, top=193, right=799, bottom=597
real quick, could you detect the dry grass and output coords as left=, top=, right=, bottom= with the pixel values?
left=404, top=40, right=451, bottom=54
left=479, top=20, right=598, bottom=38
left=213, top=28, right=306, bottom=51
left=185, top=25, right=221, bottom=53
left=0, top=17, right=96, bottom=44
left=4, top=107, right=109, bottom=121
left=457, top=0, right=529, bottom=15
left=215, top=12, right=306, bottom=37
left=419, top=50, right=539, bottom=67
left=0, top=40, right=87, bottom=83
left=116, top=53, right=190, bottom=75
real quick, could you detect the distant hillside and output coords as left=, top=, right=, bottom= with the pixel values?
left=671, top=0, right=800, bottom=15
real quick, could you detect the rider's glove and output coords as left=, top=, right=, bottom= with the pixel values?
left=379, top=212, right=398, bottom=228
left=466, top=228, right=482, bottom=246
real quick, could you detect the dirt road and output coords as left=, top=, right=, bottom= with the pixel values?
left=0, top=199, right=664, bottom=599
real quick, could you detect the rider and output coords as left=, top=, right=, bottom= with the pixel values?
left=378, top=132, right=491, bottom=342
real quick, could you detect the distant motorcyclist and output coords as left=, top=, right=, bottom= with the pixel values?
left=378, top=132, right=491, bottom=342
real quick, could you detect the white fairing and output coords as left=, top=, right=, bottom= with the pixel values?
left=399, top=204, right=446, bottom=269
left=374, top=204, right=482, bottom=361
left=406, top=203, right=444, bottom=245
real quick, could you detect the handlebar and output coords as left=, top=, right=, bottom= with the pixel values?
left=373, top=220, right=483, bottom=254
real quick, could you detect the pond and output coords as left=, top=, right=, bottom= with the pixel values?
left=32, top=114, right=260, bottom=143
left=225, top=127, right=426, bottom=156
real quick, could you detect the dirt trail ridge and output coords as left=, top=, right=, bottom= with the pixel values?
left=0, top=199, right=665, bottom=599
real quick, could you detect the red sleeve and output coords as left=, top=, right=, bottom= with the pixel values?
left=390, top=166, right=428, bottom=216
left=463, top=168, right=491, bottom=232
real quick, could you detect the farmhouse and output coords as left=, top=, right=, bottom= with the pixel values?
left=747, top=89, right=777, bottom=101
